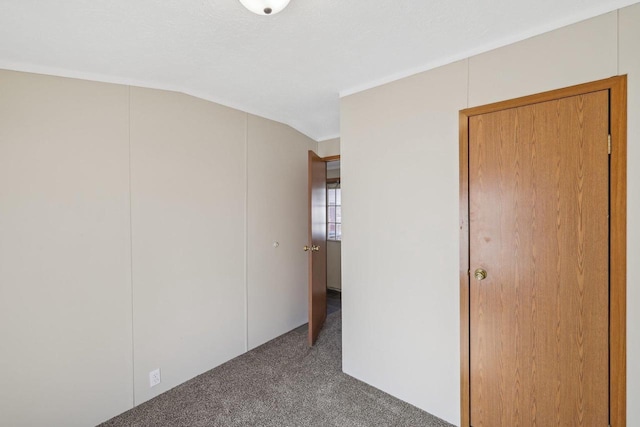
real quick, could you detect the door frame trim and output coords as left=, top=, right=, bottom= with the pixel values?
left=458, top=76, right=627, bottom=427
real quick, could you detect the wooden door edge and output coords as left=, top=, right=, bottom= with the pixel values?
left=458, top=75, right=627, bottom=427
left=609, top=75, right=627, bottom=427
left=459, top=111, right=471, bottom=427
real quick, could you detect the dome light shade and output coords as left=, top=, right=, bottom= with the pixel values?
left=239, top=0, right=291, bottom=15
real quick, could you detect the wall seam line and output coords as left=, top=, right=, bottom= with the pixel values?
left=244, top=113, right=249, bottom=352
left=617, top=9, right=620, bottom=75
left=128, top=85, right=136, bottom=407
left=466, top=57, right=470, bottom=108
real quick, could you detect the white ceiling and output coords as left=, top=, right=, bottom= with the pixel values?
left=0, top=0, right=636, bottom=141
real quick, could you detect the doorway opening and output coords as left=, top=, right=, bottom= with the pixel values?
left=307, top=152, right=341, bottom=345
left=326, top=158, right=342, bottom=316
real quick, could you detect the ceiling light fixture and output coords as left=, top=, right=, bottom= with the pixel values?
left=239, top=0, right=290, bottom=15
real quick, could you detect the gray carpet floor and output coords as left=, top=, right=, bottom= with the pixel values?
left=100, top=311, right=454, bottom=427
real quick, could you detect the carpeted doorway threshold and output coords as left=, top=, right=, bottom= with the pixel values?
left=100, top=311, right=454, bottom=427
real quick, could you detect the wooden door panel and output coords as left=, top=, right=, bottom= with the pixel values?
left=469, top=91, right=609, bottom=426
left=308, top=151, right=327, bottom=346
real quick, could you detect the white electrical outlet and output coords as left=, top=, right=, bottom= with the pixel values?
left=149, top=368, right=161, bottom=388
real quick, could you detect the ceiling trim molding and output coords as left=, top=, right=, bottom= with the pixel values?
left=0, top=60, right=323, bottom=142
left=339, top=0, right=638, bottom=98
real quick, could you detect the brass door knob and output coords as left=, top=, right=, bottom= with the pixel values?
left=311, top=245, right=320, bottom=252
left=303, top=245, right=311, bottom=252
left=474, top=268, right=487, bottom=281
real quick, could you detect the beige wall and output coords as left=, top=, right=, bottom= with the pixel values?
left=0, top=70, right=315, bottom=426
left=341, top=7, right=639, bottom=425
left=129, top=87, right=248, bottom=403
left=0, top=71, right=134, bottom=426
left=342, top=60, right=467, bottom=423
left=247, top=114, right=315, bottom=349
left=317, top=137, right=340, bottom=157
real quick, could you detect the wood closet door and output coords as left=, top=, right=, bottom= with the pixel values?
left=468, top=90, right=610, bottom=426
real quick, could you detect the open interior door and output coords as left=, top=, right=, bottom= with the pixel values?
left=306, top=150, right=327, bottom=346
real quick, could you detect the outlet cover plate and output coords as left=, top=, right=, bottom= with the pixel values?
left=149, top=368, right=161, bottom=388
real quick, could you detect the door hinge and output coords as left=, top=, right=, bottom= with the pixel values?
left=608, top=134, right=612, bottom=154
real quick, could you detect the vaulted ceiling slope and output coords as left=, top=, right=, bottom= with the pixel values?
left=0, top=0, right=637, bottom=141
